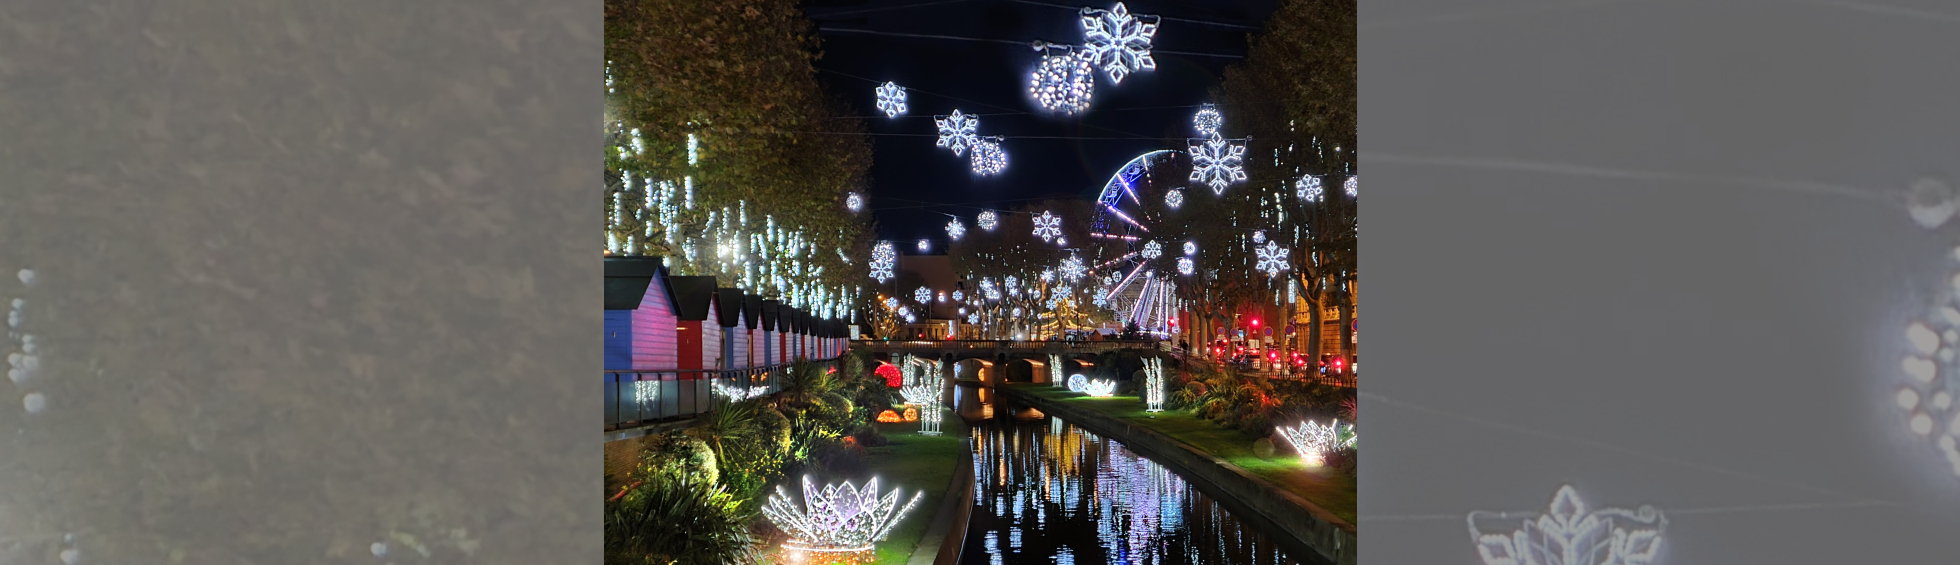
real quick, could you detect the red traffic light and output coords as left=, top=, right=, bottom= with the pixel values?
left=1250, top=319, right=1260, bottom=327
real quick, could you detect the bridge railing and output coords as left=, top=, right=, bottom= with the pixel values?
left=851, top=339, right=1162, bottom=350
left=603, top=360, right=834, bottom=432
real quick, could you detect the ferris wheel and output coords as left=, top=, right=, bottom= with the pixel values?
left=1087, top=149, right=1183, bottom=334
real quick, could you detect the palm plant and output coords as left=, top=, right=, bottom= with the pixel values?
left=605, top=468, right=762, bottom=565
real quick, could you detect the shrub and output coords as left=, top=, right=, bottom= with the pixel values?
left=1325, top=446, right=1358, bottom=477
left=851, top=424, right=890, bottom=448
left=605, top=468, right=762, bottom=565
left=639, top=431, right=719, bottom=487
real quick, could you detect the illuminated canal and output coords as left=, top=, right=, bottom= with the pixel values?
left=960, top=416, right=1308, bottom=565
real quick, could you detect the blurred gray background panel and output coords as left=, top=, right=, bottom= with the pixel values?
left=0, top=1, right=599, bottom=564
left=1364, top=0, right=1960, bottom=562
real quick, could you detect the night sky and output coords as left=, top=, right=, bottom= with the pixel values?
left=804, top=0, right=1280, bottom=250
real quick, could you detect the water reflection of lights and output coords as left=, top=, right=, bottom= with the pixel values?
left=963, top=419, right=1302, bottom=564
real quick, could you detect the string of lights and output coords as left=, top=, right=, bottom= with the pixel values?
left=999, top=0, right=1265, bottom=31
left=816, top=27, right=1246, bottom=59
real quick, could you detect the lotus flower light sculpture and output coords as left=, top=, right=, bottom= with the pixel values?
left=1083, top=378, right=1117, bottom=397
left=764, top=476, right=925, bottom=564
left=900, top=384, right=943, bottom=435
left=1466, top=485, right=1666, bottom=565
left=1279, top=419, right=1355, bottom=466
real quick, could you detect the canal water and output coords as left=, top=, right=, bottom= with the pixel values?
left=959, top=415, right=1309, bottom=565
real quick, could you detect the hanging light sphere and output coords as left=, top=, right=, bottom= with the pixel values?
left=1177, top=257, right=1195, bottom=275
left=1193, top=104, right=1223, bottom=137
left=1183, top=241, right=1196, bottom=255
left=917, top=239, right=930, bottom=252
left=970, top=138, right=1008, bottom=176
left=1028, top=47, right=1096, bottom=114
left=977, top=211, right=999, bottom=231
left=846, top=192, right=865, bottom=212
left=1165, top=188, right=1184, bottom=210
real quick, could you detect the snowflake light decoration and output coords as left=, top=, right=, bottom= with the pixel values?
left=970, top=137, right=1008, bottom=175
left=1029, top=46, right=1096, bottom=114
left=1083, top=378, right=1117, bottom=397
left=714, top=383, right=771, bottom=401
left=977, top=211, right=999, bottom=231
left=1041, top=269, right=1055, bottom=283
left=1278, top=420, right=1354, bottom=466
left=981, top=280, right=1002, bottom=301
left=869, top=242, right=897, bottom=283
left=1032, top=210, right=1063, bottom=242
left=947, top=219, right=966, bottom=240
left=966, top=313, right=979, bottom=325
left=1256, top=241, right=1289, bottom=277
left=1165, top=188, right=1184, bottom=210
left=1467, top=485, right=1666, bottom=565
left=1060, top=254, right=1087, bottom=282
left=1004, top=276, right=1021, bottom=296
left=1192, top=104, right=1223, bottom=137
left=875, top=82, right=908, bottom=118
left=1345, top=175, right=1358, bottom=197
left=935, top=110, right=979, bottom=157
left=1141, top=241, right=1163, bottom=259
left=952, top=290, right=964, bottom=302
left=1189, top=134, right=1247, bottom=194
left=914, top=287, right=932, bottom=304
left=1183, top=241, right=1196, bottom=255
left=884, top=297, right=900, bottom=311
left=1295, top=176, right=1323, bottom=203
left=1176, top=257, right=1194, bottom=275
left=847, top=192, right=865, bottom=212
left=1080, top=3, right=1159, bottom=85
left=1252, top=230, right=1266, bottom=244
left=764, top=476, right=926, bottom=563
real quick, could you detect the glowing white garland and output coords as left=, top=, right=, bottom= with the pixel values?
left=763, top=476, right=926, bottom=557
left=1468, top=485, right=1666, bottom=565
left=1033, top=210, right=1063, bottom=242
left=1256, top=241, right=1290, bottom=277
left=1279, top=420, right=1354, bottom=466
left=970, top=138, right=1008, bottom=175
left=713, top=383, right=770, bottom=401
left=1079, top=3, right=1159, bottom=85
left=1165, top=188, right=1183, bottom=209
left=1296, top=176, right=1323, bottom=203
left=869, top=241, right=897, bottom=283
left=977, top=211, right=999, bottom=231
left=1029, top=45, right=1096, bottom=114
left=935, top=110, right=979, bottom=157
left=875, top=82, right=908, bottom=118
left=1083, top=378, right=1117, bottom=397
left=1143, top=357, right=1166, bottom=412
left=1189, top=134, right=1248, bottom=195
left=1192, top=104, right=1222, bottom=137
left=947, top=219, right=966, bottom=240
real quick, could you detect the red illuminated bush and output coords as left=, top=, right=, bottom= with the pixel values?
left=874, top=364, right=903, bottom=388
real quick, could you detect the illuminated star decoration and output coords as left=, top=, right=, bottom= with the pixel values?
left=1182, top=241, right=1196, bottom=255
left=977, top=211, right=999, bottom=231
left=1345, top=175, right=1358, bottom=197
left=1059, top=254, right=1087, bottom=282
left=1189, top=134, right=1248, bottom=195
left=1141, top=240, right=1163, bottom=259
left=1079, top=3, right=1159, bottom=85
left=1176, top=257, right=1194, bottom=275
left=914, top=287, right=932, bottom=304
left=763, top=476, right=926, bottom=561
left=1256, top=241, right=1289, bottom=277
left=1467, top=485, right=1666, bottom=565
left=1029, top=45, right=1096, bottom=114
left=1165, top=188, right=1183, bottom=209
left=970, top=137, right=1008, bottom=176
left=847, top=192, right=865, bottom=212
left=1296, top=176, right=1323, bottom=202
left=1278, top=420, right=1353, bottom=466
left=875, top=82, right=908, bottom=118
left=1192, top=104, right=1223, bottom=137
left=946, top=219, right=966, bottom=240
left=1032, top=210, right=1063, bottom=242
left=869, top=241, right=897, bottom=283
left=935, top=110, right=979, bottom=157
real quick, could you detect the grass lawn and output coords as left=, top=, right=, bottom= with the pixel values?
left=1007, top=384, right=1357, bottom=525
left=758, top=413, right=970, bottom=565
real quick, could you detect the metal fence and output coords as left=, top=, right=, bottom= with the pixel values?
left=603, top=360, right=834, bottom=432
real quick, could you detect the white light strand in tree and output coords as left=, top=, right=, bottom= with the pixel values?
left=977, top=211, right=999, bottom=231
left=1296, top=176, right=1323, bottom=202
left=970, top=138, right=1008, bottom=175
left=935, top=110, right=979, bottom=157
left=847, top=192, right=865, bottom=212
left=1029, top=45, right=1096, bottom=114
left=1345, top=175, right=1358, bottom=197
left=1032, top=210, right=1063, bottom=242
left=1141, top=240, right=1162, bottom=259
left=1189, top=134, right=1248, bottom=195
left=870, top=242, right=897, bottom=283
left=1278, top=420, right=1353, bottom=466
left=1060, top=254, right=1087, bottom=282
left=1144, top=357, right=1166, bottom=412
left=1165, top=188, right=1183, bottom=210
left=1193, top=104, right=1222, bottom=137
left=947, top=219, right=966, bottom=240
left=875, top=82, right=908, bottom=118
left=763, top=477, right=926, bottom=558
left=1079, top=3, right=1159, bottom=85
